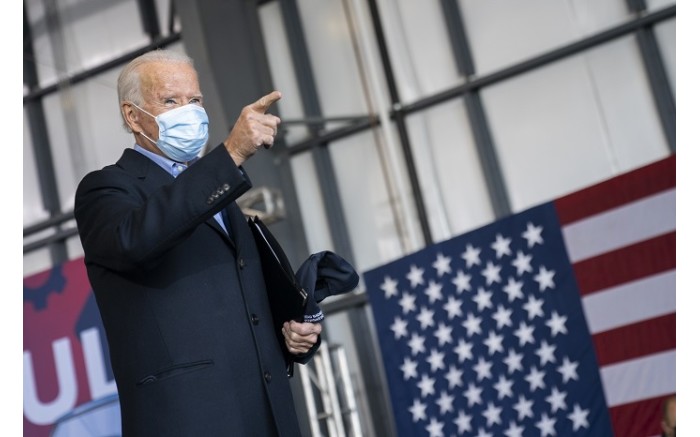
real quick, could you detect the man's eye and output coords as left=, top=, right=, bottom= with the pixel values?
left=190, top=98, right=202, bottom=104
left=164, top=99, right=177, bottom=105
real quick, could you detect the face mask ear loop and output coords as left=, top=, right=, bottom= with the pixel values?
left=139, top=131, right=158, bottom=145
left=130, top=102, right=158, bottom=142
left=130, top=102, right=156, bottom=119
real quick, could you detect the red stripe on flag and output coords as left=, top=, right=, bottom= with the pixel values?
left=593, top=313, right=675, bottom=366
left=608, top=394, right=673, bottom=437
left=554, top=155, right=675, bottom=225
left=572, top=232, right=676, bottom=296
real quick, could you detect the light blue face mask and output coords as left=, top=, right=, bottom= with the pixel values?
left=133, top=103, right=209, bottom=163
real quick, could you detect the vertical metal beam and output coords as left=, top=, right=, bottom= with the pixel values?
left=463, top=94, right=512, bottom=217
left=347, top=306, right=397, bottom=437
left=278, top=0, right=356, bottom=264
left=626, top=0, right=648, bottom=13
left=440, top=0, right=512, bottom=218
left=167, top=0, right=177, bottom=35
left=635, top=29, right=676, bottom=152
left=136, top=0, right=162, bottom=41
left=439, top=0, right=475, bottom=76
left=626, top=0, right=675, bottom=152
left=365, top=0, right=433, bottom=246
left=23, top=2, right=68, bottom=264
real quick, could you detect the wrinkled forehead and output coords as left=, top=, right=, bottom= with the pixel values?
left=139, top=61, right=201, bottom=98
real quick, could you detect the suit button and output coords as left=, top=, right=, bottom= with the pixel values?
left=264, top=371, right=272, bottom=383
left=239, top=258, right=245, bottom=268
left=251, top=314, right=259, bottom=325
left=223, top=183, right=230, bottom=191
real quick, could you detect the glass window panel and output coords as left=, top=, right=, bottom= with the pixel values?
left=296, top=0, right=370, bottom=118
left=375, top=0, right=463, bottom=103
left=566, top=0, right=632, bottom=35
left=647, top=0, right=675, bottom=12
left=23, top=232, right=78, bottom=278
left=259, top=2, right=310, bottom=144
left=25, top=44, right=187, bottom=228
left=38, top=43, right=187, bottom=214
left=458, top=0, right=632, bottom=76
left=41, top=92, right=80, bottom=210
left=24, top=248, right=53, bottom=278
left=290, top=152, right=334, bottom=255
left=24, top=224, right=85, bottom=274
left=42, top=69, right=127, bottom=212
left=654, top=18, right=676, bottom=97
left=481, top=37, right=668, bottom=212
left=405, top=100, right=494, bottom=242
left=154, top=0, right=180, bottom=35
left=66, top=233, right=85, bottom=262
left=23, top=109, right=49, bottom=227
left=25, top=0, right=149, bottom=86
left=581, top=36, right=670, bottom=166
left=328, top=131, right=407, bottom=273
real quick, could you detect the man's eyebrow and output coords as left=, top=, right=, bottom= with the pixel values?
left=154, top=93, right=176, bottom=101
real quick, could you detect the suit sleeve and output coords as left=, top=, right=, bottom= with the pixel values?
left=74, top=144, right=249, bottom=272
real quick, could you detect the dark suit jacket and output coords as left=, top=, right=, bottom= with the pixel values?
left=74, top=144, right=309, bottom=437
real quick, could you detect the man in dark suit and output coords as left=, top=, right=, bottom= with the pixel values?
left=74, top=49, right=322, bottom=436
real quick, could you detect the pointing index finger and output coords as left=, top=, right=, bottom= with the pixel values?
left=251, top=91, right=282, bottom=113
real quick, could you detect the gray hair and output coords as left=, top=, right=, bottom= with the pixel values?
left=117, top=49, right=194, bottom=132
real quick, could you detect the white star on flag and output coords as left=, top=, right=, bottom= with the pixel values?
left=432, top=253, right=452, bottom=277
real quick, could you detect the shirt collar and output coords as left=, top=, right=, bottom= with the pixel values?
left=134, top=144, right=198, bottom=178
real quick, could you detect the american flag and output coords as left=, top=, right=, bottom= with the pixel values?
left=364, top=156, right=675, bottom=437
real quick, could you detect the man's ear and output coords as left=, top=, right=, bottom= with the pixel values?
left=122, top=102, right=141, bottom=133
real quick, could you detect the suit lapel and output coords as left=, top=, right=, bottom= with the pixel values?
left=207, top=216, right=233, bottom=245
left=225, top=203, right=253, bottom=250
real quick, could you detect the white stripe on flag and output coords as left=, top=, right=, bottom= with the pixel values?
left=562, top=189, right=675, bottom=263
left=582, top=270, right=675, bottom=334
left=599, top=350, right=676, bottom=407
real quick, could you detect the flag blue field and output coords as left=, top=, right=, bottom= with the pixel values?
left=364, top=156, right=675, bottom=437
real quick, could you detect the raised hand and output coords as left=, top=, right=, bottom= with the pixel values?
left=224, top=91, right=282, bottom=166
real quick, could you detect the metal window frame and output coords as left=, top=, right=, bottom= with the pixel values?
left=23, top=3, right=676, bottom=254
